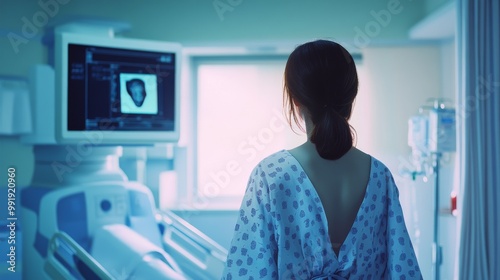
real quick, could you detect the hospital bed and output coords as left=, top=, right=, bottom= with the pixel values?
left=22, top=181, right=228, bottom=280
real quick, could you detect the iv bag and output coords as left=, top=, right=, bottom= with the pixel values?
left=408, top=114, right=429, bottom=153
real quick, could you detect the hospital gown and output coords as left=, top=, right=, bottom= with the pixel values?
left=222, top=150, right=422, bottom=279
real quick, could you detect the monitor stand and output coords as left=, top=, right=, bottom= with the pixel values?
left=30, top=145, right=127, bottom=187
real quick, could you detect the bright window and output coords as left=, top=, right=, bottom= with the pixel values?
left=195, top=58, right=306, bottom=208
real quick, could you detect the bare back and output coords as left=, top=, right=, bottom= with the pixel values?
left=288, top=143, right=371, bottom=256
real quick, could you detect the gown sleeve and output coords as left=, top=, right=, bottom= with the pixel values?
left=221, top=165, right=278, bottom=280
left=385, top=173, right=423, bottom=279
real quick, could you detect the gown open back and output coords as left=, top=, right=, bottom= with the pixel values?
left=222, top=150, right=422, bottom=279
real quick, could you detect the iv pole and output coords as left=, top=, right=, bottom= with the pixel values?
left=410, top=98, right=453, bottom=280
left=427, top=99, right=447, bottom=280
left=431, top=152, right=442, bottom=280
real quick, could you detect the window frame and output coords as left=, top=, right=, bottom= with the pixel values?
left=180, top=48, right=292, bottom=211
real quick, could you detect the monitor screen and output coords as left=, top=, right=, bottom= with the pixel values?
left=55, top=33, right=181, bottom=144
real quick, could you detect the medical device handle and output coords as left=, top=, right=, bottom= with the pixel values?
left=45, top=231, right=114, bottom=280
left=157, top=210, right=228, bottom=279
left=158, top=210, right=228, bottom=258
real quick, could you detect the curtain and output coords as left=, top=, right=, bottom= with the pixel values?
left=457, top=0, right=500, bottom=279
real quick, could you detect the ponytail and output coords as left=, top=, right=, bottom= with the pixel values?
left=310, top=109, right=353, bottom=160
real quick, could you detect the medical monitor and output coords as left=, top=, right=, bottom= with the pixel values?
left=55, top=32, right=181, bottom=145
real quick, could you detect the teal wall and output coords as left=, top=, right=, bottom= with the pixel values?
left=0, top=0, right=429, bottom=72
left=423, top=0, right=454, bottom=15
left=1, top=0, right=427, bottom=48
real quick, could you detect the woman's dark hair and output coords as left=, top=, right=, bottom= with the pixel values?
left=284, top=40, right=358, bottom=160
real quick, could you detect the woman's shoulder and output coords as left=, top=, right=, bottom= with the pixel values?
left=254, top=149, right=293, bottom=169
left=369, top=156, right=391, bottom=172
left=346, top=149, right=396, bottom=189
left=366, top=155, right=395, bottom=179
left=248, top=150, right=302, bottom=182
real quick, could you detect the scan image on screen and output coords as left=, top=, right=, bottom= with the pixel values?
left=120, top=73, right=159, bottom=114
left=66, top=43, right=176, bottom=132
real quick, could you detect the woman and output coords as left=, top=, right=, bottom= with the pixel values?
left=222, top=40, right=422, bottom=279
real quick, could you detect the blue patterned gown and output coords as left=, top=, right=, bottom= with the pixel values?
left=222, top=150, right=422, bottom=279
